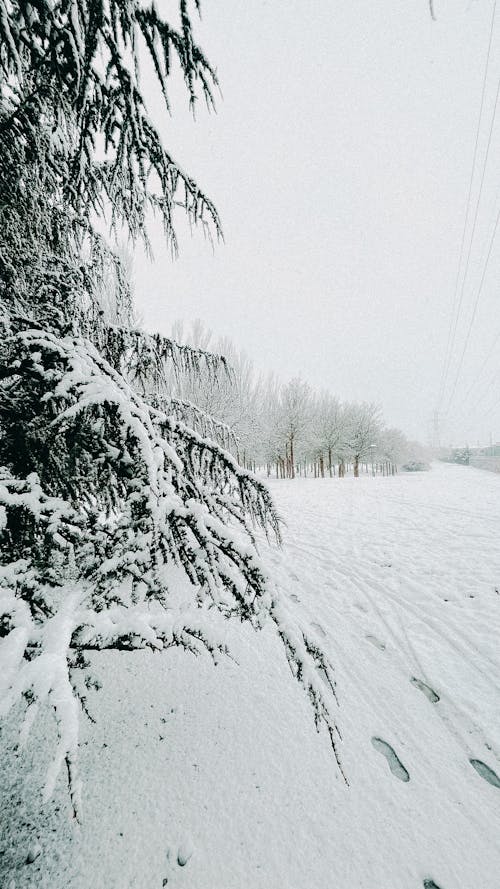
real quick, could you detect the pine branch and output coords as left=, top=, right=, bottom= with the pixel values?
left=0, top=0, right=222, bottom=248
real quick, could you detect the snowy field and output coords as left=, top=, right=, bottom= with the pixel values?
left=2, top=461, right=500, bottom=889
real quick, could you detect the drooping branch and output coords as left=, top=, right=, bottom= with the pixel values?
left=0, top=327, right=280, bottom=609
left=0, top=323, right=346, bottom=812
left=0, top=0, right=222, bottom=248
left=0, top=570, right=346, bottom=821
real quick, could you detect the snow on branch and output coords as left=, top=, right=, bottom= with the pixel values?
left=270, top=596, right=348, bottom=784
left=0, top=0, right=349, bottom=820
left=0, top=0, right=222, bottom=248
left=94, top=323, right=231, bottom=395
left=0, top=586, right=83, bottom=819
left=0, top=324, right=347, bottom=813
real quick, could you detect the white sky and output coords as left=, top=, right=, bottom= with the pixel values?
left=133, top=0, right=500, bottom=447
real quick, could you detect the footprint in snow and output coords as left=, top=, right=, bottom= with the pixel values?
left=25, top=842, right=42, bottom=865
left=366, top=635, right=385, bottom=651
left=371, top=737, right=410, bottom=782
left=289, top=593, right=300, bottom=604
left=176, top=841, right=194, bottom=867
left=311, top=621, right=327, bottom=638
left=163, top=840, right=194, bottom=885
left=410, top=677, right=440, bottom=703
left=469, top=759, right=500, bottom=789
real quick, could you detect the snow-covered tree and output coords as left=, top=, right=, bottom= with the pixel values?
left=313, top=394, right=350, bottom=477
left=254, top=373, right=284, bottom=475
left=377, top=427, right=408, bottom=473
left=345, top=403, right=382, bottom=478
left=276, top=378, right=312, bottom=478
left=170, top=321, right=261, bottom=465
left=0, top=0, right=346, bottom=818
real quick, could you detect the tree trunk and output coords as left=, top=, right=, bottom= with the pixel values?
left=354, top=455, right=359, bottom=478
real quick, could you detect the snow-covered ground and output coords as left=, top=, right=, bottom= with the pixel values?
left=2, top=462, right=500, bottom=889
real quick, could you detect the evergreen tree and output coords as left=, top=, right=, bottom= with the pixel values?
left=0, top=0, right=345, bottom=818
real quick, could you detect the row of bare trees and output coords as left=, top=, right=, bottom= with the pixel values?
left=171, top=322, right=427, bottom=479
left=256, top=379, right=416, bottom=479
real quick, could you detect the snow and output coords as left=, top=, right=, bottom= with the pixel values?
left=2, top=462, right=500, bottom=888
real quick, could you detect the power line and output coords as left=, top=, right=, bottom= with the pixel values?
left=452, top=360, right=500, bottom=427
left=452, top=360, right=500, bottom=429
left=451, top=323, right=500, bottom=414
left=481, top=391, right=500, bottom=420
left=453, top=357, right=500, bottom=431
left=465, top=384, right=500, bottom=427
left=444, top=198, right=500, bottom=415
left=436, top=0, right=497, bottom=411
left=442, top=66, right=500, bottom=413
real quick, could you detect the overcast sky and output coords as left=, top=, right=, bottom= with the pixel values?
left=133, top=0, right=500, bottom=447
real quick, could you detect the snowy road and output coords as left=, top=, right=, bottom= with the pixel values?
left=2, top=462, right=500, bottom=888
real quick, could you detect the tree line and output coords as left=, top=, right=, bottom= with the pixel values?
left=171, top=321, right=428, bottom=480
